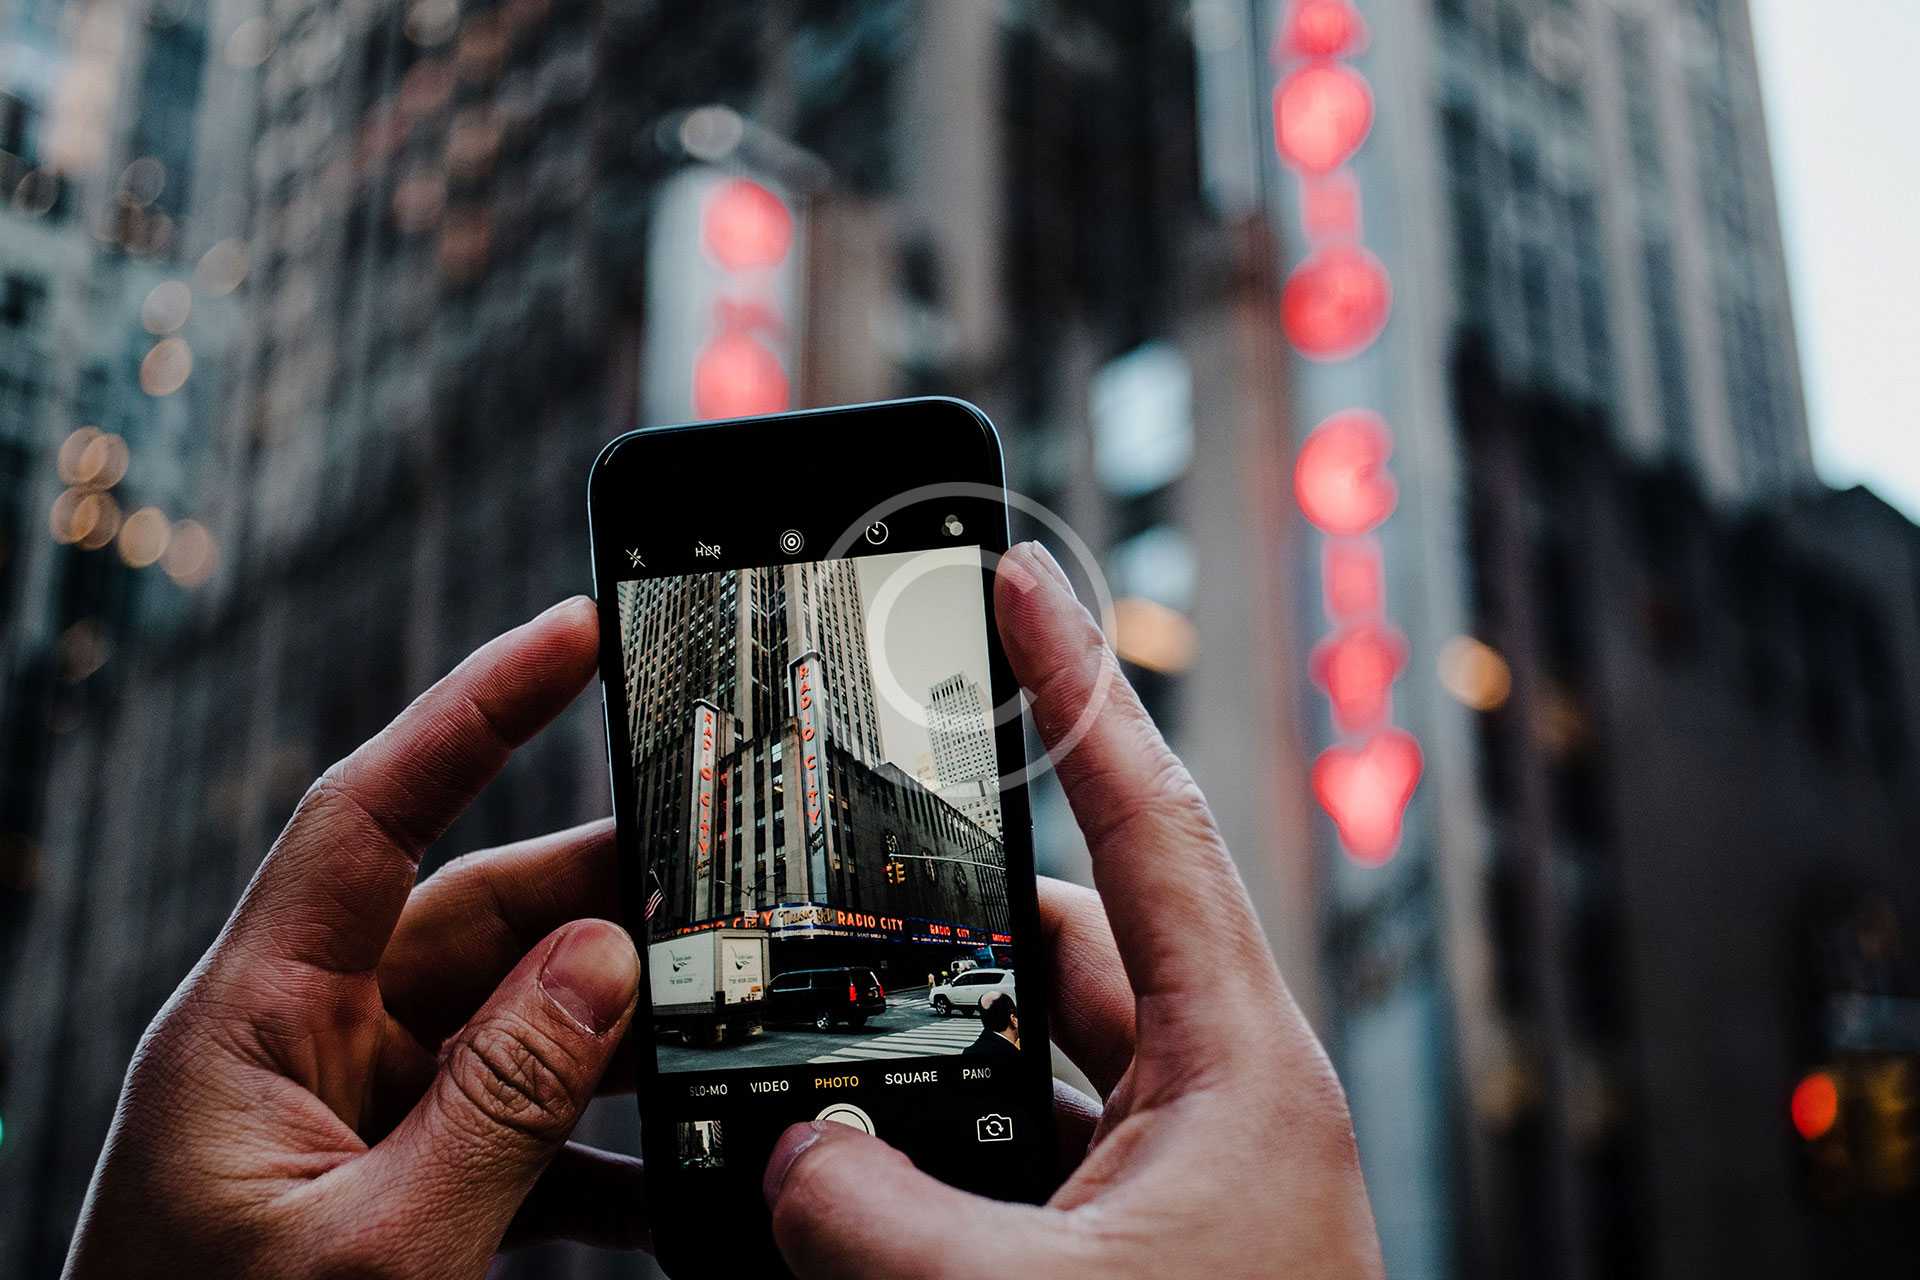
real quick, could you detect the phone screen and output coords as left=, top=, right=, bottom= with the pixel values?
left=591, top=401, right=1055, bottom=1273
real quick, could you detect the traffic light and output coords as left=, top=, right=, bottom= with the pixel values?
left=1792, top=1059, right=1919, bottom=1201
left=884, top=859, right=906, bottom=886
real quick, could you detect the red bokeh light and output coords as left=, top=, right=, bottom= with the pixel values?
left=1790, top=1071, right=1839, bottom=1141
left=702, top=178, right=793, bottom=271
left=1323, top=537, right=1384, bottom=620
left=1313, top=728, right=1423, bottom=865
left=1311, top=620, right=1407, bottom=734
left=1301, top=171, right=1361, bottom=244
left=1274, top=63, right=1373, bottom=177
left=1282, top=243, right=1391, bottom=359
left=1278, top=0, right=1368, bottom=60
left=1295, top=410, right=1398, bottom=536
left=693, top=330, right=789, bottom=419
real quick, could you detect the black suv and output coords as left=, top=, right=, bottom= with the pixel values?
left=764, top=967, right=887, bottom=1031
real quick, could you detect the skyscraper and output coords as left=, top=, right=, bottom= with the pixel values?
left=616, top=561, right=1008, bottom=974
left=1421, top=0, right=1810, bottom=494
left=927, top=671, right=1001, bottom=839
left=0, top=4, right=255, bottom=1268
left=618, top=562, right=884, bottom=925
left=1240, top=3, right=1825, bottom=1278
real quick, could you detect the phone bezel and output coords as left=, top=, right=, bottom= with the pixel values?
left=588, top=397, right=1057, bottom=1271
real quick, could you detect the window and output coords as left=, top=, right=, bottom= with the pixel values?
left=1642, top=239, right=1693, bottom=462
left=0, top=274, right=46, bottom=329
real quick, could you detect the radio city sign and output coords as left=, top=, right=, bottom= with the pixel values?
left=689, top=700, right=720, bottom=875
left=790, top=651, right=830, bottom=861
left=768, top=905, right=908, bottom=936
left=1272, top=0, right=1422, bottom=864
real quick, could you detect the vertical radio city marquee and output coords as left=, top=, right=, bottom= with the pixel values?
left=789, top=651, right=830, bottom=878
left=1272, top=0, right=1422, bottom=864
left=689, top=700, right=721, bottom=903
left=642, top=166, right=802, bottom=427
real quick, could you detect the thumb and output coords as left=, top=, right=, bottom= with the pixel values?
left=764, top=1121, right=1071, bottom=1278
left=361, top=919, right=640, bottom=1272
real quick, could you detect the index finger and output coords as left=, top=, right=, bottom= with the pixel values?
left=995, top=544, right=1284, bottom=1034
left=223, top=595, right=601, bottom=976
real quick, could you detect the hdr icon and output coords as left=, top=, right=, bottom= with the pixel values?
left=694, top=541, right=722, bottom=559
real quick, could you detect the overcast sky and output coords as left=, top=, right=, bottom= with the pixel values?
left=1750, top=0, right=1920, bottom=519
left=854, top=547, right=995, bottom=771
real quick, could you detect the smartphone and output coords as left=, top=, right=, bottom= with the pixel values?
left=588, top=398, right=1057, bottom=1275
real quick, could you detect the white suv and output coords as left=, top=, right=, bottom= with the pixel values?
left=930, top=968, right=1015, bottom=1015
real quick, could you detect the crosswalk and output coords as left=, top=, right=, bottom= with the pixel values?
left=807, top=1009, right=982, bottom=1064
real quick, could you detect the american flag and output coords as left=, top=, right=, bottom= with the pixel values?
left=644, top=868, right=664, bottom=922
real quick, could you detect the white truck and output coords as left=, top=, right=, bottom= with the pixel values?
left=648, top=928, right=769, bottom=1046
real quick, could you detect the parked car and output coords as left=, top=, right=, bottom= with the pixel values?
left=930, top=968, right=1015, bottom=1015
left=764, top=967, right=887, bottom=1031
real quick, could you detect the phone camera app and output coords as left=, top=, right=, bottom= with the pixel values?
left=617, top=548, right=1018, bottom=1077
left=975, top=1113, right=1014, bottom=1143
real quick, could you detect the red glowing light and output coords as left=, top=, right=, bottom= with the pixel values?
left=1301, top=171, right=1361, bottom=244
left=1274, top=63, right=1373, bottom=177
left=702, top=178, right=793, bottom=271
left=1790, top=1072, right=1839, bottom=1141
left=693, top=330, right=789, bottom=419
left=1282, top=243, right=1391, bottom=360
left=1311, top=620, right=1407, bottom=734
left=1295, top=411, right=1398, bottom=536
left=1323, top=537, right=1384, bottom=620
left=1312, top=728, right=1423, bottom=865
left=1278, top=0, right=1368, bottom=60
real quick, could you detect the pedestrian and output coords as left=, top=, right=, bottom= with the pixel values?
left=965, top=992, right=1021, bottom=1060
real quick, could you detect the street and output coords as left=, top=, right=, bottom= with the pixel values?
left=655, top=991, right=983, bottom=1074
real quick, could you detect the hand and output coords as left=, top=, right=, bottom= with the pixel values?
left=762, top=543, right=1386, bottom=1280
left=65, top=598, right=650, bottom=1278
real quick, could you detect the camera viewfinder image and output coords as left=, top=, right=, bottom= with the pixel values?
left=617, top=548, right=1021, bottom=1073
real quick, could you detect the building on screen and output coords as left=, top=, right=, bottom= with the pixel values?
left=618, top=566, right=1008, bottom=983
left=926, top=671, right=1002, bottom=839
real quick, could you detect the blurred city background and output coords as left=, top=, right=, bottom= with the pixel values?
left=2, top=0, right=1917, bottom=1276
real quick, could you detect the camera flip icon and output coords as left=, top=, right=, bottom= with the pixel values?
left=975, top=1112, right=1014, bottom=1143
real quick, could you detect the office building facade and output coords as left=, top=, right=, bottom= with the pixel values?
left=1256, top=3, right=1836, bottom=1278
left=1450, top=359, right=1920, bottom=1277
left=926, top=671, right=1002, bottom=838
left=618, top=566, right=1008, bottom=979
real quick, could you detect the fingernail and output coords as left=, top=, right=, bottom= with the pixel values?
left=1027, top=540, right=1074, bottom=592
left=540, top=920, right=639, bottom=1035
left=536, top=594, right=596, bottom=623
left=997, top=546, right=1043, bottom=599
left=763, top=1121, right=829, bottom=1206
